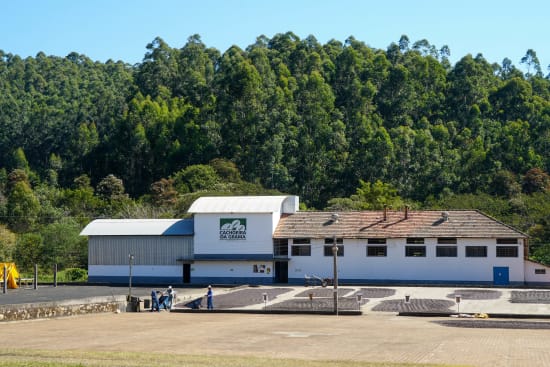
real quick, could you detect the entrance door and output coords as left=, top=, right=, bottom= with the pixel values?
left=493, top=266, right=509, bottom=285
left=183, top=264, right=191, bottom=284
left=274, top=261, right=288, bottom=283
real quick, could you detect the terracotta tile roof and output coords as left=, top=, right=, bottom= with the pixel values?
left=273, top=210, right=527, bottom=239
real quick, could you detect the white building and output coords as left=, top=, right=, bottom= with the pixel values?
left=80, top=195, right=550, bottom=286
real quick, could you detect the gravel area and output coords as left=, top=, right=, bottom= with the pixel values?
left=193, top=287, right=293, bottom=309
left=352, top=288, right=396, bottom=298
left=294, top=288, right=354, bottom=298
left=372, top=299, right=455, bottom=312
left=434, top=319, right=550, bottom=330
left=270, top=297, right=364, bottom=311
left=510, top=290, right=550, bottom=304
left=445, top=289, right=502, bottom=300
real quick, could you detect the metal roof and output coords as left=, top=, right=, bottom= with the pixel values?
left=188, top=195, right=298, bottom=214
left=80, top=219, right=194, bottom=236
left=273, top=210, right=527, bottom=239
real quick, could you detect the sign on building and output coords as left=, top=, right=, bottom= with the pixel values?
left=220, top=218, right=247, bottom=240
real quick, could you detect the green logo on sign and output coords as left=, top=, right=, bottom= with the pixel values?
left=220, top=218, right=247, bottom=240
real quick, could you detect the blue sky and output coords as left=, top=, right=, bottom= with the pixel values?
left=2, top=0, right=548, bottom=71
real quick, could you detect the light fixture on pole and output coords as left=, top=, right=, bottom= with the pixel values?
left=128, top=253, right=134, bottom=301
left=332, top=234, right=339, bottom=316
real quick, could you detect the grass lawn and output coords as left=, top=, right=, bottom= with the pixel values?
left=0, top=349, right=470, bottom=367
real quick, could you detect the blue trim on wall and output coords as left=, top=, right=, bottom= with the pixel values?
left=88, top=275, right=525, bottom=287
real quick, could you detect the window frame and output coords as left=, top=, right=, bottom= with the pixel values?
left=437, top=237, right=457, bottom=244
left=436, top=246, right=458, bottom=257
left=406, top=238, right=425, bottom=244
left=405, top=246, right=426, bottom=257
left=291, top=245, right=311, bottom=256
left=496, top=246, right=518, bottom=258
left=465, top=246, right=487, bottom=257
left=368, top=238, right=387, bottom=244
left=324, top=245, right=344, bottom=257
left=367, top=246, right=387, bottom=257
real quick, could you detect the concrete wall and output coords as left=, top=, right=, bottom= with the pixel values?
left=287, top=238, right=525, bottom=284
left=193, top=213, right=276, bottom=255
left=525, top=260, right=550, bottom=284
left=190, top=261, right=274, bottom=285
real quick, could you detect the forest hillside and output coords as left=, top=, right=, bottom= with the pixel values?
left=1, top=33, right=549, bottom=272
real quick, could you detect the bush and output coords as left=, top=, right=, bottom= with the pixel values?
left=63, top=268, right=88, bottom=282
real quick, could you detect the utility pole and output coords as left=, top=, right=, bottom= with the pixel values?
left=332, top=234, right=338, bottom=315
left=128, top=253, right=134, bottom=300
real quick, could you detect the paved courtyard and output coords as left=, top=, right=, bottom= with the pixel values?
left=2, top=284, right=550, bottom=366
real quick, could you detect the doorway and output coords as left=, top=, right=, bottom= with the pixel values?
left=493, top=266, right=509, bottom=285
left=274, top=261, right=288, bottom=283
left=182, top=263, right=191, bottom=284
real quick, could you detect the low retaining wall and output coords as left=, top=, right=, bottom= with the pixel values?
left=0, top=298, right=126, bottom=322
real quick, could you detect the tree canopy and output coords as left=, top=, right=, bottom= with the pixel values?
left=1, top=34, right=550, bottom=270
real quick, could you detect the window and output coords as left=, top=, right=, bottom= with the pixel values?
left=406, top=238, right=425, bottom=244
left=324, top=238, right=343, bottom=244
left=465, top=246, right=487, bottom=257
left=324, top=245, right=344, bottom=256
left=367, top=246, right=387, bottom=257
left=293, top=238, right=310, bottom=245
left=497, top=238, right=518, bottom=245
left=496, top=246, right=518, bottom=257
left=368, top=238, right=387, bottom=244
left=273, top=239, right=288, bottom=257
left=291, top=245, right=311, bottom=256
left=405, top=246, right=426, bottom=257
left=535, top=269, right=546, bottom=275
left=438, top=237, right=457, bottom=244
left=436, top=246, right=457, bottom=257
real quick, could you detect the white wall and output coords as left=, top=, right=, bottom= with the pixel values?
left=193, top=213, right=276, bottom=255
left=288, top=238, right=525, bottom=282
left=524, top=260, right=550, bottom=283
left=191, top=261, right=274, bottom=279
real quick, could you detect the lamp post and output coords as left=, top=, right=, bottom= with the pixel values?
left=332, top=234, right=338, bottom=315
left=128, top=253, right=134, bottom=300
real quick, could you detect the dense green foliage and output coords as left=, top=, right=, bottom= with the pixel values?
left=1, top=33, right=549, bottom=270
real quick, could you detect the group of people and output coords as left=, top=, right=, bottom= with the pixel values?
left=150, top=285, right=175, bottom=312
left=150, top=285, right=214, bottom=311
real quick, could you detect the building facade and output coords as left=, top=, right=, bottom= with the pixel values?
left=80, top=195, right=550, bottom=286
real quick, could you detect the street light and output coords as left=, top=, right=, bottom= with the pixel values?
left=128, top=253, right=134, bottom=300
left=332, top=235, right=338, bottom=315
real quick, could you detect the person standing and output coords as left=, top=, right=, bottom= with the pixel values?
left=206, top=285, right=213, bottom=310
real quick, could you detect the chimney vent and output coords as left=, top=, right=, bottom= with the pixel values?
left=404, top=205, right=409, bottom=220
left=383, top=206, right=387, bottom=221
left=441, top=211, right=449, bottom=221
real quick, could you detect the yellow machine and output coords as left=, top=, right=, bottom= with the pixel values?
left=0, top=262, right=20, bottom=289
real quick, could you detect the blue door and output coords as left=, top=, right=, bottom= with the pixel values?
left=493, top=267, right=509, bottom=285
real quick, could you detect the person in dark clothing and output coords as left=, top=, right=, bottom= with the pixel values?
left=150, top=290, right=160, bottom=312
left=206, top=285, right=213, bottom=310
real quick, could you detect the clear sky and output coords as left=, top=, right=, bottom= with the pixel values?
left=1, top=0, right=548, bottom=71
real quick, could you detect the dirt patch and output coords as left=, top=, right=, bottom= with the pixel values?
left=372, top=299, right=455, bottom=312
